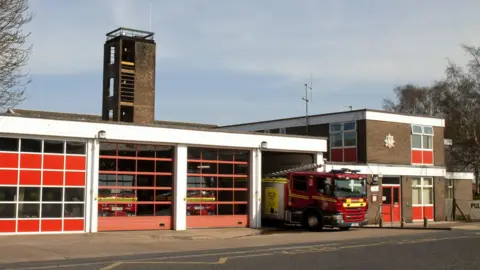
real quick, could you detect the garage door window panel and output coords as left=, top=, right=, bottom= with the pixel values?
left=98, top=143, right=174, bottom=219
left=187, top=148, right=249, bottom=218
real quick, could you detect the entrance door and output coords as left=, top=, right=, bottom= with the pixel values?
left=381, top=186, right=401, bottom=222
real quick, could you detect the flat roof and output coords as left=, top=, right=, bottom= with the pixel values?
left=219, top=108, right=445, bottom=131
left=221, top=108, right=444, bottom=128
left=6, top=109, right=219, bottom=129
left=0, top=113, right=328, bottom=153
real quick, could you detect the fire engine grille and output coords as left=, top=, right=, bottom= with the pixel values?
left=343, top=208, right=365, bottom=222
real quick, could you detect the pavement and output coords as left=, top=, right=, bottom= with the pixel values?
left=0, top=222, right=479, bottom=267
left=2, top=228, right=480, bottom=270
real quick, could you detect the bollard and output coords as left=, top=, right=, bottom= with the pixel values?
left=401, top=217, right=405, bottom=228
left=423, top=217, right=428, bottom=228
left=379, top=217, right=383, bottom=228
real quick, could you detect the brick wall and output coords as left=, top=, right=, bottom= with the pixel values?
left=434, top=177, right=446, bottom=221
left=454, top=179, right=474, bottom=219
left=402, top=176, right=413, bottom=223
left=133, top=42, right=156, bottom=124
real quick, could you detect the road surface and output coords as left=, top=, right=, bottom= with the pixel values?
left=2, top=229, right=479, bottom=270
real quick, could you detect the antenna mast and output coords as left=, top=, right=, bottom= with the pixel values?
left=149, top=2, right=152, bottom=31
left=302, top=76, right=313, bottom=133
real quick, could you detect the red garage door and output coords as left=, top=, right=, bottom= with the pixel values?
left=98, top=143, right=173, bottom=231
left=186, top=147, right=249, bottom=228
left=0, top=137, right=87, bottom=234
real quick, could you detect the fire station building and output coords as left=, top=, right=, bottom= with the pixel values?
left=0, top=110, right=327, bottom=235
left=220, top=109, right=472, bottom=224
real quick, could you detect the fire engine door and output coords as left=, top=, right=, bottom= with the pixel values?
left=291, top=175, right=314, bottom=208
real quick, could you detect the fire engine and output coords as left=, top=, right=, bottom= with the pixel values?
left=98, top=190, right=137, bottom=216
left=262, top=164, right=368, bottom=231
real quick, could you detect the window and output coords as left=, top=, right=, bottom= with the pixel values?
left=316, top=177, right=331, bottom=194
left=412, top=177, right=433, bottom=205
left=329, top=121, right=357, bottom=162
left=98, top=143, right=174, bottom=218
left=411, top=125, right=434, bottom=165
left=186, top=148, right=249, bottom=217
left=292, top=175, right=307, bottom=191
left=264, top=130, right=270, bottom=134
left=279, top=128, right=286, bottom=134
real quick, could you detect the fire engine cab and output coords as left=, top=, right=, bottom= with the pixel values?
left=262, top=165, right=368, bottom=231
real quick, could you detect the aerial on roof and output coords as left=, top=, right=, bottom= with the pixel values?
left=5, top=109, right=219, bottom=129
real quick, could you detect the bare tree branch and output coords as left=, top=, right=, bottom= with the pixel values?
left=0, top=0, right=33, bottom=110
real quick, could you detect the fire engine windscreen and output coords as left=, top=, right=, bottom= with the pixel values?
left=332, top=178, right=367, bottom=198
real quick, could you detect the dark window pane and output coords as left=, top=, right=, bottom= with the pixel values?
left=202, top=177, right=217, bottom=188
left=137, top=160, right=155, bottom=172
left=42, top=187, right=63, bottom=202
left=155, top=204, right=172, bottom=216
left=137, top=204, right=154, bottom=216
left=117, top=175, right=135, bottom=186
left=65, top=188, right=84, bottom=201
left=219, top=163, right=233, bottom=174
left=393, top=188, right=399, bottom=204
left=41, top=203, right=62, bottom=218
left=293, top=176, right=307, bottom=191
left=187, top=176, right=202, bottom=188
left=202, top=163, right=217, bottom=174
left=44, top=140, right=64, bottom=154
left=19, top=187, right=40, bottom=201
left=218, top=190, right=233, bottom=202
left=155, top=175, right=172, bottom=187
left=0, top=203, right=16, bottom=218
left=118, top=159, right=136, bottom=171
left=117, top=144, right=136, bottom=157
left=0, top=137, right=19, bottom=152
left=218, top=150, right=234, bottom=161
left=235, top=178, right=248, bottom=188
left=234, top=151, right=249, bottom=162
left=137, top=189, right=154, bottom=201
left=137, top=175, right=154, bottom=187
left=187, top=147, right=201, bottom=159
left=64, top=203, right=84, bottom=217
left=99, top=158, right=116, bottom=171
left=218, top=177, right=234, bottom=188
left=234, top=191, right=248, bottom=202
left=382, top=177, right=400, bottom=185
left=201, top=148, right=217, bottom=160
left=156, top=146, right=173, bottom=158
left=66, top=141, right=86, bottom=155
left=0, top=187, right=17, bottom=201
left=234, top=164, right=249, bottom=175
left=18, top=203, right=40, bottom=218
left=156, top=161, right=173, bottom=173
left=234, top=204, right=248, bottom=215
left=20, top=139, right=42, bottom=153
left=155, top=190, right=172, bottom=202
left=137, top=144, right=155, bottom=158
left=218, top=204, right=234, bottom=215
left=99, top=174, right=116, bottom=186
left=99, top=143, right=117, bottom=156
left=382, top=187, right=392, bottom=204
left=187, top=162, right=201, bottom=174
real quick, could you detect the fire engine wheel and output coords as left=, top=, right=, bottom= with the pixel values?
left=303, top=211, right=324, bottom=231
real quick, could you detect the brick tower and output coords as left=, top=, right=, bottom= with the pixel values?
left=101, top=27, right=156, bottom=124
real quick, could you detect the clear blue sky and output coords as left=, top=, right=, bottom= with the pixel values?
left=19, top=0, right=480, bottom=125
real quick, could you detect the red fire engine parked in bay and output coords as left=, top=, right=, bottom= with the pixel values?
left=262, top=165, right=369, bottom=231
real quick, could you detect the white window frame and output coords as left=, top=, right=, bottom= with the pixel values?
left=411, top=124, right=434, bottom=165
left=411, top=177, right=434, bottom=207
left=329, top=121, right=357, bottom=162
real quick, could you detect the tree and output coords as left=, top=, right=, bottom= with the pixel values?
left=383, top=44, right=480, bottom=194
left=0, top=0, right=33, bottom=110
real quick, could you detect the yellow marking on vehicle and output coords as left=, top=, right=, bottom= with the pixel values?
left=343, top=202, right=366, bottom=207
left=290, top=194, right=309, bottom=200
left=312, top=196, right=336, bottom=202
